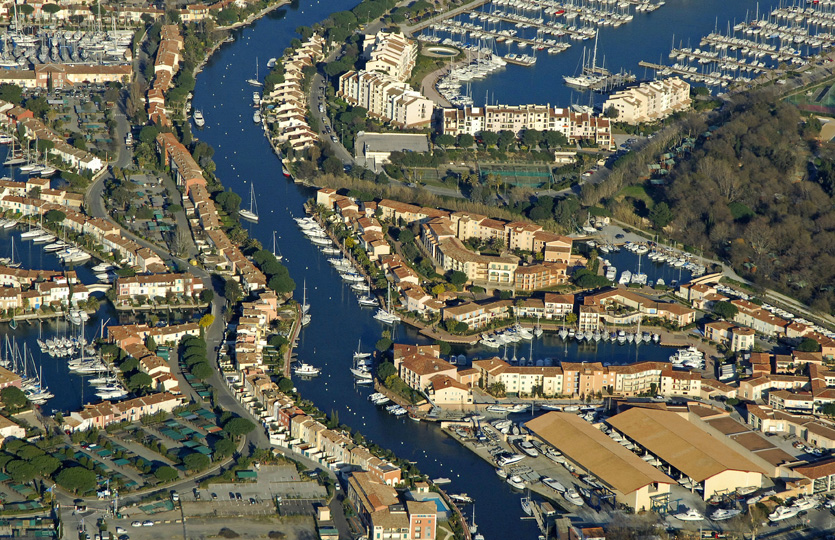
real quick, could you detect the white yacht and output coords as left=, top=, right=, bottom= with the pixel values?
left=357, top=295, right=378, bottom=307
left=293, top=363, right=320, bottom=376
left=673, top=508, right=704, bottom=521
left=193, top=109, right=205, bottom=127
left=768, top=505, right=800, bottom=522
left=563, top=488, right=584, bottom=506
left=710, top=508, right=741, bottom=521
left=542, top=477, right=566, bottom=493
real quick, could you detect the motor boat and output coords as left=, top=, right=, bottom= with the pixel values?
left=563, top=488, right=584, bottom=506
left=506, top=475, right=525, bottom=490
left=673, top=508, right=704, bottom=521
left=768, top=505, right=800, bottom=522
left=710, top=508, right=741, bottom=521
left=293, top=363, right=321, bottom=376
left=542, top=477, right=566, bottom=493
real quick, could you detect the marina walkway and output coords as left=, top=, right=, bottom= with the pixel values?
left=401, top=0, right=492, bottom=36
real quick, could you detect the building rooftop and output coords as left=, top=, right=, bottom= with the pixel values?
left=608, top=408, right=767, bottom=482
left=526, top=412, right=672, bottom=496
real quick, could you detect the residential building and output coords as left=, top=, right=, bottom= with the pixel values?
left=338, top=70, right=432, bottom=128
left=362, top=32, right=416, bottom=82
left=601, top=77, right=691, bottom=125
left=439, top=105, right=614, bottom=149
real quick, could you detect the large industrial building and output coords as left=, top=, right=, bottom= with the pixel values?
left=526, top=412, right=674, bottom=511
left=607, top=408, right=766, bottom=500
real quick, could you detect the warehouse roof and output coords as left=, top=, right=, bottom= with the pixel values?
left=526, top=412, right=672, bottom=496
left=608, top=408, right=767, bottom=482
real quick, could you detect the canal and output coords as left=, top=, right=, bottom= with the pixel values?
left=188, top=0, right=739, bottom=537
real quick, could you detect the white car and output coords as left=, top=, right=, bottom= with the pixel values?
left=142, top=521, right=154, bottom=527
left=131, top=522, right=141, bottom=528
left=115, top=527, right=126, bottom=534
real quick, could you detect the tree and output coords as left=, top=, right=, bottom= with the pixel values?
left=128, top=372, right=153, bottom=390
left=322, top=156, right=343, bottom=176
left=138, top=125, right=160, bottom=145
left=604, top=105, right=619, bottom=118
left=213, top=437, right=237, bottom=459
left=396, top=229, right=414, bottom=244
left=377, top=361, right=396, bottom=381
left=224, top=278, right=243, bottom=303
left=216, top=189, right=242, bottom=216
left=190, top=362, right=213, bottom=381
left=56, top=467, right=97, bottom=494
left=0, top=386, right=27, bottom=411
left=457, top=133, right=474, bottom=148
left=713, top=301, right=739, bottom=320
left=6, top=460, right=36, bottom=482
left=199, top=289, right=214, bottom=304
left=223, top=417, right=255, bottom=438
left=543, top=130, right=568, bottom=148
left=183, top=452, right=210, bottom=471
left=199, top=314, right=215, bottom=329
left=154, top=466, right=179, bottom=482
left=522, top=129, right=542, bottom=150
left=448, top=270, right=468, bottom=288
left=375, top=337, right=393, bottom=352
left=821, top=403, right=835, bottom=416
left=798, top=337, right=822, bottom=352
left=43, top=209, right=66, bottom=224
left=145, top=335, right=157, bottom=353
left=435, top=134, right=456, bottom=148
left=30, top=455, right=60, bottom=477
left=565, top=313, right=578, bottom=325
left=481, top=132, right=499, bottom=148
left=649, top=202, right=674, bottom=230
left=0, top=84, right=22, bottom=105
left=277, top=378, right=294, bottom=393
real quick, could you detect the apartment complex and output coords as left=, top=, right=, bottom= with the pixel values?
left=65, top=392, right=185, bottom=431
left=602, top=77, right=691, bottom=125
left=472, top=358, right=702, bottom=399
left=156, top=132, right=206, bottom=194
left=362, top=32, right=416, bottom=82
left=578, top=287, right=697, bottom=329
left=339, top=70, right=433, bottom=128
left=439, top=105, right=614, bottom=149
left=265, top=35, right=326, bottom=150
left=115, top=272, right=203, bottom=302
left=147, top=24, right=183, bottom=127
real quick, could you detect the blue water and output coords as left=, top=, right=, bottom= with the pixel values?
left=442, top=0, right=762, bottom=106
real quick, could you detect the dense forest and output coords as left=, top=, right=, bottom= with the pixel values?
left=602, top=94, right=835, bottom=313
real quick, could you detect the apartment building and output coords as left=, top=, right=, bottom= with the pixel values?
left=115, top=272, right=203, bottom=301
left=265, top=35, right=325, bottom=150
left=156, top=132, right=207, bottom=195
left=732, top=299, right=790, bottom=337
left=704, top=321, right=756, bottom=352
left=347, top=472, right=437, bottom=540
left=338, top=70, right=432, bottom=128
left=440, top=105, right=614, bottom=149
left=441, top=299, right=513, bottom=330
left=65, top=392, right=185, bottom=431
left=362, top=32, right=416, bottom=82
left=602, top=77, right=691, bottom=125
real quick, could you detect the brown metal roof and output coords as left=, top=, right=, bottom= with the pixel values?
left=608, top=408, right=767, bottom=482
left=526, top=412, right=672, bottom=496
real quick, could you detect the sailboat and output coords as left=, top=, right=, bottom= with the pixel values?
left=469, top=505, right=484, bottom=540
left=373, top=284, right=400, bottom=324
left=272, top=231, right=283, bottom=261
left=6, top=237, right=20, bottom=268
left=300, top=280, right=311, bottom=326
left=239, top=183, right=259, bottom=222
left=246, top=57, right=263, bottom=87
left=563, top=30, right=608, bottom=89
left=353, top=340, right=372, bottom=360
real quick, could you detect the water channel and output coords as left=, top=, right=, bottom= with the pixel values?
left=185, top=0, right=739, bottom=536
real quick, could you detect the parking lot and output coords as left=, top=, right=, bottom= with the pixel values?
left=106, top=515, right=317, bottom=540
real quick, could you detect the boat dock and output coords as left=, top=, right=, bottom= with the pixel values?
left=668, top=47, right=767, bottom=72
left=403, top=0, right=492, bottom=35
left=460, top=10, right=592, bottom=41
